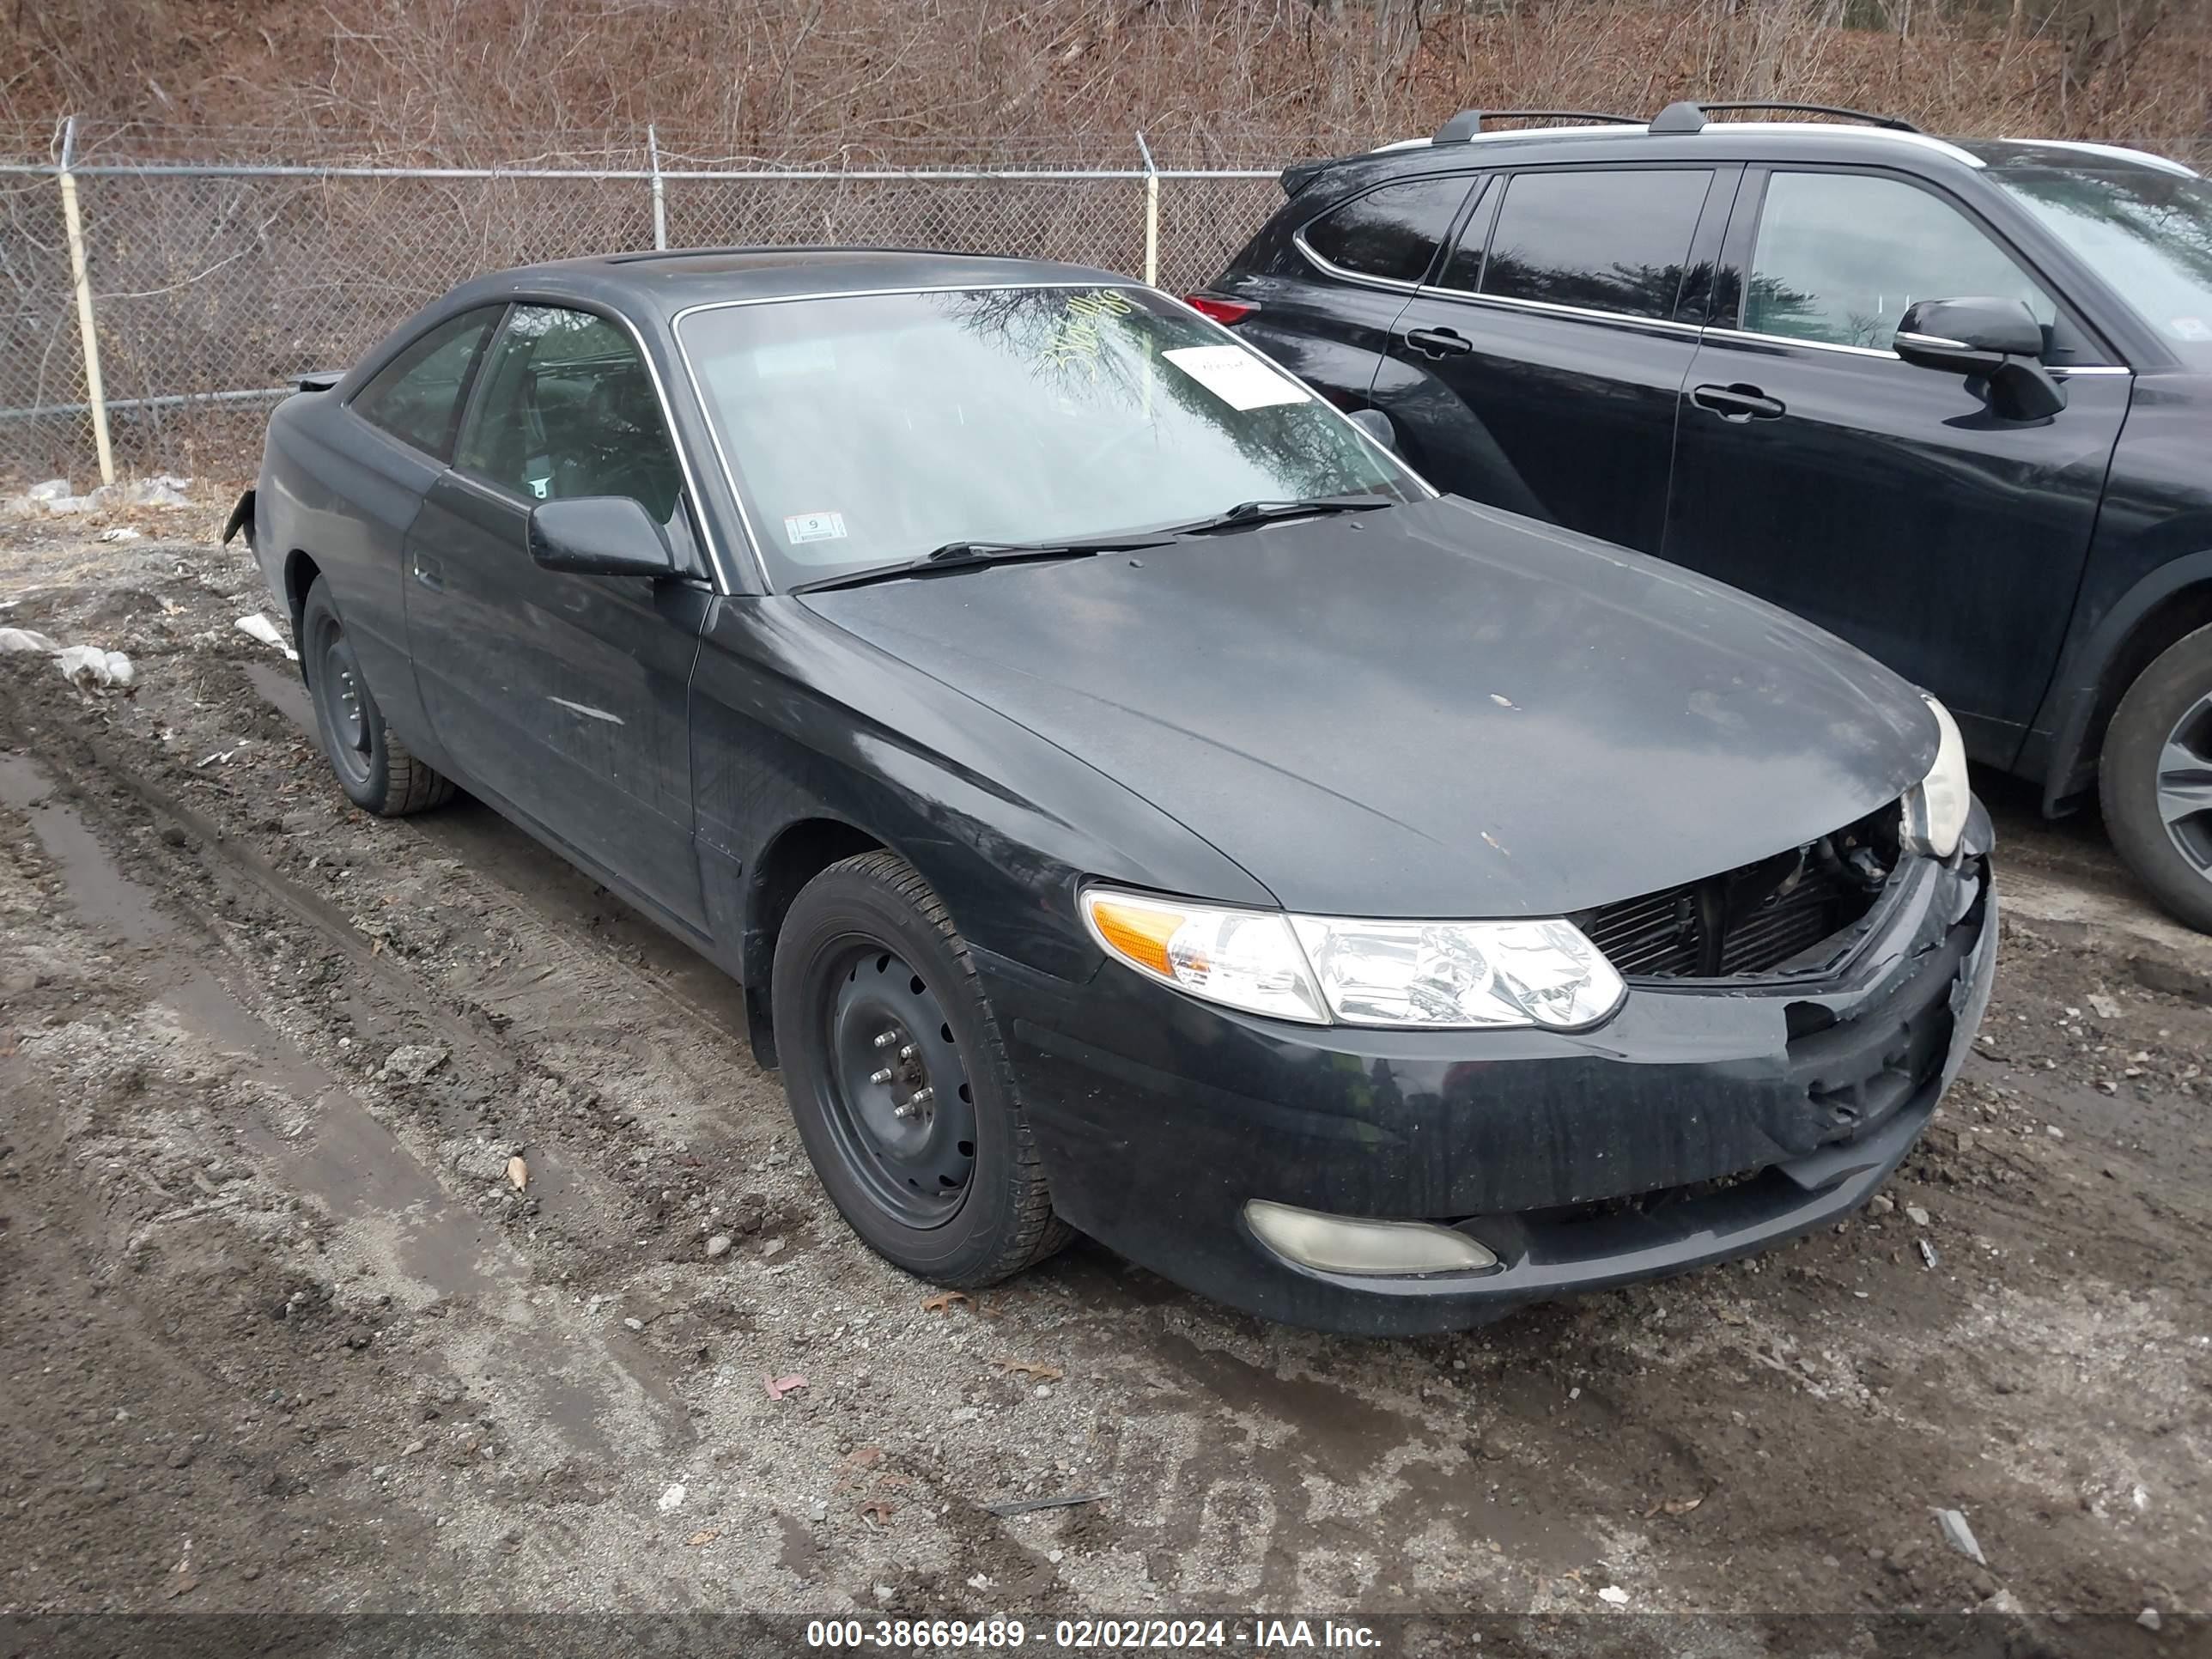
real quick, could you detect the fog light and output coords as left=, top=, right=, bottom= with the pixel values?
left=1243, top=1199, right=1498, bottom=1277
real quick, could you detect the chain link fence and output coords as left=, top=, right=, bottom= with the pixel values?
left=5, top=120, right=2204, bottom=488
left=0, top=125, right=1281, bottom=485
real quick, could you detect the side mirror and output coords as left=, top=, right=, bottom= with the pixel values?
left=1894, top=297, right=2066, bottom=420
left=526, top=495, right=677, bottom=579
left=1346, top=406, right=1400, bottom=453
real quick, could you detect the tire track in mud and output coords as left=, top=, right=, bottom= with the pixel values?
left=0, top=744, right=694, bottom=1480
left=239, top=662, right=771, bottom=1147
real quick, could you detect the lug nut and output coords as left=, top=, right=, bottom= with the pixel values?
left=898, top=1044, right=918, bottom=1062
left=869, top=1067, right=895, bottom=1085
left=872, top=1030, right=900, bottom=1049
left=908, top=1085, right=934, bottom=1108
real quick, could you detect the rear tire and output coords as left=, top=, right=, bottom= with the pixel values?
left=771, top=850, right=1071, bottom=1287
left=2100, top=622, right=2212, bottom=933
left=300, top=577, right=453, bottom=817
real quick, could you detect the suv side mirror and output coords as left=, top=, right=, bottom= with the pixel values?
left=527, top=495, right=677, bottom=579
left=1346, top=406, right=1400, bottom=453
left=1894, top=297, right=2067, bottom=420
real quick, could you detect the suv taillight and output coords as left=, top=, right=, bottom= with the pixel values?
left=1185, top=294, right=1256, bottom=326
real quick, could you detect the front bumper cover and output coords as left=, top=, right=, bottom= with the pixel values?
left=981, top=817, right=1996, bottom=1336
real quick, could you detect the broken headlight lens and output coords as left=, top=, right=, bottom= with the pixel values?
left=1080, top=888, right=1623, bottom=1030
left=1901, top=693, right=1970, bottom=860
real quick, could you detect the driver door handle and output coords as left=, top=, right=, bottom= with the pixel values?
left=1402, top=326, right=1474, bottom=360
left=1692, top=382, right=1786, bottom=422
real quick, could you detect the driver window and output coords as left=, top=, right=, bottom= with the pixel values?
left=1745, top=172, right=2059, bottom=354
left=455, top=306, right=684, bottom=522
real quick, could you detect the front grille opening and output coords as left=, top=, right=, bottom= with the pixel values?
left=1573, top=803, right=1901, bottom=979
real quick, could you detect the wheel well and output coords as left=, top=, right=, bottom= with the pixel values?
left=740, top=817, right=888, bottom=1068
left=283, top=550, right=321, bottom=648
left=2080, top=585, right=2212, bottom=781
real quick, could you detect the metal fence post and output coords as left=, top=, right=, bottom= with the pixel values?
left=55, top=117, right=116, bottom=486
left=1135, top=131, right=1159, bottom=288
left=647, top=125, right=668, bottom=251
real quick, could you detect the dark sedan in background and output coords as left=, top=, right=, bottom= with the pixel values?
left=229, top=249, right=1992, bottom=1334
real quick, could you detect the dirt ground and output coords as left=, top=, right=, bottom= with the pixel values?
left=0, top=501, right=2206, bottom=1651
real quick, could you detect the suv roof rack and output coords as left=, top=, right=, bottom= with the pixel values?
left=1432, top=108, right=1641, bottom=143
left=1650, top=99, right=1921, bottom=134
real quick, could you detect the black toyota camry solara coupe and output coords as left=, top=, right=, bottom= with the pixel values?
left=228, top=248, right=1995, bottom=1334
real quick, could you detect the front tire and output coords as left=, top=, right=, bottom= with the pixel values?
left=2101, top=622, right=2212, bottom=933
left=771, top=851, right=1070, bottom=1286
left=300, top=577, right=453, bottom=817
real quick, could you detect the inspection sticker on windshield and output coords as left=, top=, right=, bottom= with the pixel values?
left=784, top=510, right=847, bottom=544
left=2173, top=317, right=2212, bottom=342
left=1162, top=345, right=1310, bottom=411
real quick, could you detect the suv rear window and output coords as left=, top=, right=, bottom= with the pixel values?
left=1478, top=169, right=1713, bottom=320
left=1301, top=177, right=1474, bottom=285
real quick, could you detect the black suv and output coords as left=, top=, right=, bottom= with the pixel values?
left=1195, top=100, right=2212, bottom=928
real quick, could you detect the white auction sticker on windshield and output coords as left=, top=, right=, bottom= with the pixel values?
left=784, top=510, right=847, bottom=544
left=1162, top=345, right=1310, bottom=411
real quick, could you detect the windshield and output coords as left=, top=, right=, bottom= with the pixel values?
left=1990, top=164, right=2212, bottom=364
left=676, top=285, right=1423, bottom=588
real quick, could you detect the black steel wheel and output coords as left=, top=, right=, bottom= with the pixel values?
left=311, top=605, right=374, bottom=792
left=772, top=850, right=1070, bottom=1285
left=2103, top=621, right=2212, bottom=933
left=299, top=577, right=455, bottom=817
left=822, top=943, right=977, bottom=1225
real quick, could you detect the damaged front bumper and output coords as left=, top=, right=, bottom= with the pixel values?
left=983, top=806, right=1997, bottom=1335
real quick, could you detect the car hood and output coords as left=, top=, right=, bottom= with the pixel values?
left=799, top=495, right=1937, bottom=918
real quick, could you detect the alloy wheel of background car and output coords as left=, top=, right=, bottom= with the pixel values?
left=772, top=850, right=1070, bottom=1286
left=2156, top=692, right=2212, bottom=869
left=299, top=577, right=456, bottom=817
left=2100, top=622, right=2212, bottom=933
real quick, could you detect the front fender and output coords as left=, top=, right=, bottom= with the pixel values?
left=686, top=595, right=1274, bottom=992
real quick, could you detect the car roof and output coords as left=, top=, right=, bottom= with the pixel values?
left=1325, top=121, right=2198, bottom=188
left=441, top=246, right=1133, bottom=320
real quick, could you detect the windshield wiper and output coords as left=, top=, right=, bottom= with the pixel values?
left=1161, top=493, right=1399, bottom=537
left=792, top=498, right=1396, bottom=593
left=793, top=532, right=1176, bottom=593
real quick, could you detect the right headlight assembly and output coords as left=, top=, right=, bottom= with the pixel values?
left=1901, top=692, right=1970, bottom=860
left=1079, top=888, right=1625, bottom=1031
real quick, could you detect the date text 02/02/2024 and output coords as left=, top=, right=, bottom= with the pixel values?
left=802, top=1616, right=1382, bottom=1648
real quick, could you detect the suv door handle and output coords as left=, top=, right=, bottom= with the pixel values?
left=412, top=552, right=447, bottom=592
left=1692, top=383, right=1786, bottom=422
left=1402, top=326, right=1474, bottom=360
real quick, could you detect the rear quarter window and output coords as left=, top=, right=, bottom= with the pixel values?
left=1300, top=176, right=1474, bottom=285
left=349, top=307, right=502, bottom=458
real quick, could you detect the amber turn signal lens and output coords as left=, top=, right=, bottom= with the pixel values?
left=1083, top=896, right=1185, bottom=978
